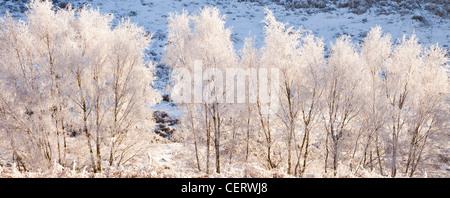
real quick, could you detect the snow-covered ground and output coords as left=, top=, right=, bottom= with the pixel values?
left=0, top=0, right=448, bottom=178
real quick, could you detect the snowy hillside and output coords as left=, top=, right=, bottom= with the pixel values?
left=1, top=0, right=448, bottom=95
left=7, top=0, right=446, bottom=117
left=2, top=0, right=448, bottom=55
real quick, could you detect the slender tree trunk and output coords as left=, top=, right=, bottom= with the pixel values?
left=362, top=133, right=372, bottom=167
left=246, top=111, right=251, bottom=162
left=391, top=134, right=397, bottom=177
left=296, top=125, right=307, bottom=175
left=213, top=103, right=221, bottom=174
left=295, top=132, right=305, bottom=175
left=191, top=110, right=201, bottom=171
left=375, top=133, right=384, bottom=176
left=78, top=74, right=97, bottom=173
left=61, top=115, right=67, bottom=165
left=194, top=139, right=201, bottom=171
left=324, top=134, right=329, bottom=174
left=258, top=101, right=275, bottom=169
left=229, top=121, right=236, bottom=166
left=284, top=84, right=296, bottom=175
left=54, top=109, right=62, bottom=165
left=56, top=83, right=67, bottom=166
left=205, top=104, right=210, bottom=174
left=333, top=139, right=338, bottom=176
left=83, top=108, right=96, bottom=172
left=302, top=128, right=310, bottom=175
left=95, top=96, right=102, bottom=172
left=287, top=130, right=292, bottom=174
left=350, top=128, right=363, bottom=172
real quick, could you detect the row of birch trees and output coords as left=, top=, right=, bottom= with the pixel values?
left=165, top=7, right=449, bottom=177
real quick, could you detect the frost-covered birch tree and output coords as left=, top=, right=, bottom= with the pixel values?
left=261, top=8, right=302, bottom=174
left=382, top=34, right=423, bottom=177
left=0, top=0, right=159, bottom=172
left=403, top=44, right=448, bottom=177
left=322, top=36, right=367, bottom=176
left=165, top=7, right=237, bottom=174
left=294, top=32, right=326, bottom=176
left=354, top=26, right=391, bottom=175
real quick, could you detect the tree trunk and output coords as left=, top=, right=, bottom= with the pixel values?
left=78, top=74, right=97, bottom=173
left=246, top=114, right=251, bottom=162
left=324, top=134, right=329, bottom=174
left=301, top=128, right=310, bottom=174
left=192, top=110, right=201, bottom=171
left=205, top=104, right=210, bottom=174
left=333, top=140, right=338, bottom=177
left=194, top=139, right=201, bottom=171
left=376, top=134, right=384, bottom=176
left=213, top=103, right=221, bottom=174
